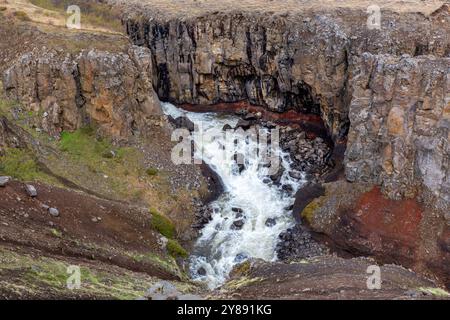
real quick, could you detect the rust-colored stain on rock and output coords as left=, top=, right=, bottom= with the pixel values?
left=338, top=187, right=423, bottom=264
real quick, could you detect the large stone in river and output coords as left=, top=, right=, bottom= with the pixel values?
left=231, top=219, right=245, bottom=230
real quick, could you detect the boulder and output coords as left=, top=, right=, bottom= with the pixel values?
left=0, top=176, right=10, bottom=187
left=265, top=218, right=277, bottom=227
left=25, top=184, right=37, bottom=197
left=231, top=219, right=245, bottom=230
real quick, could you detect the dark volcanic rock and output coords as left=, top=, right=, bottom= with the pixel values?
left=265, top=218, right=277, bottom=227
left=276, top=225, right=325, bottom=261
left=231, top=219, right=245, bottom=230
left=171, top=116, right=195, bottom=132
left=235, top=119, right=252, bottom=130
left=197, top=267, right=207, bottom=276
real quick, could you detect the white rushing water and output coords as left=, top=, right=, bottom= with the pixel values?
left=162, top=102, right=306, bottom=289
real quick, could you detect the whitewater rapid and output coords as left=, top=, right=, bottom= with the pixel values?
left=162, top=102, right=306, bottom=289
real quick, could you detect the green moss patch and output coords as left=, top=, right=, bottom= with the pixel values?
left=150, top=209, right=176, bottom=239
left=167, top=239, right=188, bottom=258
left=301, top=200, right=321, bottom=225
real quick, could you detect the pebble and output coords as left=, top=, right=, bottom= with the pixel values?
left=25, top=184, right=37, bottom=197
left=49, top=208, right=59, bottom=217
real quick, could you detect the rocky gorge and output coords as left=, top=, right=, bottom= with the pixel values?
left=0, top=0, right=449, bottom=299
left=113, top=0, right=450, bottom=289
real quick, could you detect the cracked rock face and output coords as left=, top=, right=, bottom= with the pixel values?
left=346, top=53, right=450, bottom=209
left=2, top=46, right=162, bottom=139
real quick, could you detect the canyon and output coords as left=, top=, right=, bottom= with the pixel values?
left=0, top=0, right=449, bottom=299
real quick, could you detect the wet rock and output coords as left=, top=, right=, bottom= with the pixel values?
left=172, top=116, right=195, bottom=132
left=48, top=208, right=59, bottom=217
left=243, top=112, right=257, bottom=121
left=231, top=219, right=245, bottom=230
left=232, top=208, right=244, bottom=219
left=262, top=121, right=277, bottom=129
left=269, top=159, right=285, bottom=184
left=222, top=124, right=233, bottom=131
left=234, top=253, right=248, bottom=263
left=231, top=207, right=243, bottom=214
left=276, top=225, right=325, bottom=261
left=0, top=176, right=10, bottom=187
left=282, top=184, right=294, bottom=193
left=233, top=153, right=246, bottom=173
left=197, top=267, right=207, bottom=276
left=235, top=119, right=251, bottom=130
left=265, top=218, right=277, bottom=227
left=25, top=184, right=37, bottom=197
left=289, top=171, right=303, bottom=180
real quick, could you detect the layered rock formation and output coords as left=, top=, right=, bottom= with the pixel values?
left=346, top=53, right=450, bottom=209
left=3, top=46, right=162, bottom=139
left=117, top=2, right=450, bottom=210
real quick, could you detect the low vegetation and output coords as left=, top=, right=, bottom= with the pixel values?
left=13, top=11, right=31, bottom=21
left=150, top=208, right=176, bottom=239
left=146, top=167, right=159, bottom=176
left=0, top=148, right=53, bottom=183
left=0, top=247, right=154, bottom=299
left=167, top=239, right=188, bottom=258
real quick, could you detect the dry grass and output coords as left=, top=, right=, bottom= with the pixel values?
left=3, top=0, right=123, bottom=34
left=109, top=0, right=447, bottom=18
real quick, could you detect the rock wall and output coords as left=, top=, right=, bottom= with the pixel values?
left=346, top=53, right=450, bottom=209
left=122, top=6, right=450, bottom=142
left=3, top=46, right=162, bottom=139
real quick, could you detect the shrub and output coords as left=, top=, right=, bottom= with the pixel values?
left=146, top=167, right=158, bottom=176
left=150, top=209, right=175, bottom=239
left=167, top=239, right=188, bottom=258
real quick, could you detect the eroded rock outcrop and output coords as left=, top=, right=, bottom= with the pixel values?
left=302, top=181, right=450, bottom=288
left=346, top=53, right=450, bottom=210
left=3, top=45, right=162, bottom=138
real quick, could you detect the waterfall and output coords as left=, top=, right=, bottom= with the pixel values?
left=162, top=102, right=305, bottom=289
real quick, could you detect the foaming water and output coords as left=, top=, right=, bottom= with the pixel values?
left=162, top=102, right=305, bottom=289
